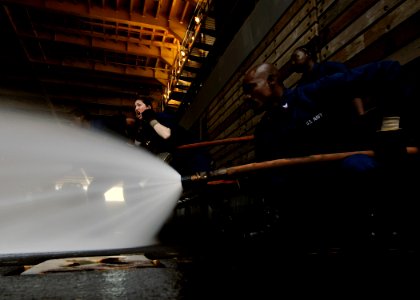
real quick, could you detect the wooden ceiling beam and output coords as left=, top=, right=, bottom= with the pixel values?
left=40, top=78, right=142, bottom=95
left=154, top=0, right=161, bottom=19
left=17, top=29, right=177, bottom=67
left=34, top=23, right=179, bottom=49
left=49, top=94, right=135, bottom=107
left=168, top=0, right=177, bottom=21
left=80, top=21, right=175, bottom=39
left=180, top=1, right=189, bottom=24
left=3, top=0, right=189, bottom=41
left=27, top=56, right=170, bottom=84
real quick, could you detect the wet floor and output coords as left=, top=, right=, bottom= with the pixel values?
left=1, top=217, right=419, bottom=299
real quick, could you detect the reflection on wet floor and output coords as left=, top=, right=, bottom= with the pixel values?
left=1, top=194, right=419, bottom=299
left=1, top=233, right=418, bottom=299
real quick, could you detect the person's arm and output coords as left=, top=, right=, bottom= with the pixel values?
left=142, top=109, right=171, bottom=139
left=150, top=120, right=171, bottom=139
left=324, top=62, right=367, bottom=115
left=299, top=60, right=401, bottom=113
left=323, top=61, right=349, bottom=74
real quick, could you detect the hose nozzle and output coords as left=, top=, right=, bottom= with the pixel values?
left=181, top=172, right=208, bottom=184
left=181, top=168, right=228, bottom=186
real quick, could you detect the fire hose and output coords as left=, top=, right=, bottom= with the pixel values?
left=181, top=146, right=419, bottom=184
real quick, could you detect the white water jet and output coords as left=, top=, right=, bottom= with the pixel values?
left=0, top=109, right=183, bottom=256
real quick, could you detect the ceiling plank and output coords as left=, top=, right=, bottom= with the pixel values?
left=27, top=56, right=170, bottom=84
left=17, top=29, right=177, bottom=66
left=3, top=0, right=190, bottom=40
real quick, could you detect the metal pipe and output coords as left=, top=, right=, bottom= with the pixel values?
left=181, top=146, right=419, bottom=184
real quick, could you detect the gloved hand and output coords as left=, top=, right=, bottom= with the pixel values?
left=141, top=109, right=157, bottom=123
left=374, top=117, right=407, bottom=165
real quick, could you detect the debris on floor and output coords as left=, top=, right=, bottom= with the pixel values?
left=21, top=254, right=161, bottom=275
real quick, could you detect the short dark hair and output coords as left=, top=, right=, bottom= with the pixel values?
left=293, top=45, right=316, bottom=59
left=293, top=46, right=315, bottom=59
left=242, top=62, right=284, bottom=94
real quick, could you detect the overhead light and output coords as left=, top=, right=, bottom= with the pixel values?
left=194, top=16, right=201, bottom=24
